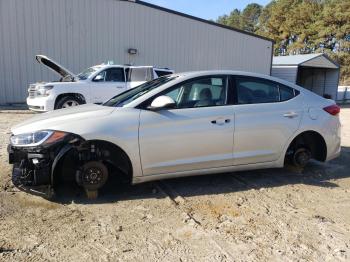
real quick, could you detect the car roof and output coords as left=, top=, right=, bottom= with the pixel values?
left=175, top=70, right=283, bottom=79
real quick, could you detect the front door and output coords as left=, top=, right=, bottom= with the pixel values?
left=91, top=67, right=126, bottom=103
left=232, top=76, right=303, bottom=165
left=139, top=76, right=235, bottom=176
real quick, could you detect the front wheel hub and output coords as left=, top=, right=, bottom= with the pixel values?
left=80, top=161, right=108, bottom=191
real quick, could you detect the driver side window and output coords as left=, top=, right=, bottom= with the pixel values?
left=94, top=70, right=106, bottom=82
left=93, top=68, right=125, bottom=82
left=162, top=76, right=228, bottom=109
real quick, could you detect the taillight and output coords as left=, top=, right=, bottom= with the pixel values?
left=323, top=104, right=340, bottom=116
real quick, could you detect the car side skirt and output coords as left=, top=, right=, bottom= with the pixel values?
left=132, top=161, right=282, bottom=184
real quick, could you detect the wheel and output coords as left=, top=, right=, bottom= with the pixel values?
left=292, top=148, right=311, bottom=168
left=55, top=96, right=82, bottom=109
left=80, top=161, right=109, bottom=191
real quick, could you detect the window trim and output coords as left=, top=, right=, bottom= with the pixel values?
left=232, top=76, right=299, bottom=105
left=138, top=75, right=232, bottom=110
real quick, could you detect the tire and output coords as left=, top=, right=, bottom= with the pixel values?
left=55, top=96, right=83, bottom=109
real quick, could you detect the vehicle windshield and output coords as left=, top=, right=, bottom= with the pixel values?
left=103, top=76, right=177, bottom=107
left=77, top=67, right=99, bottom=80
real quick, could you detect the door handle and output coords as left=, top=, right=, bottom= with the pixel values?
left=211, top=119, right=230, bottom=125
left=283, top=112, right=298, bottom=118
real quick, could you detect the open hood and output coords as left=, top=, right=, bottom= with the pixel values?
left=36, top=55, right=76, bottom=81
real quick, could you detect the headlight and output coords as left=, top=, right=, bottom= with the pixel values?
left=36, top=85, right=54, bottom=97
left=10, top=130, right=67, bottom=147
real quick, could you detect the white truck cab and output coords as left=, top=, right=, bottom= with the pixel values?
left=27, top=55, right=173, bottom=111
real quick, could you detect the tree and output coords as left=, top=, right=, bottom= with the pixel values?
left=241, top=3, right=263, bottom=32
left=216, top=0, right=350, bottom=84
left=217, top=9, right=242, bottom=30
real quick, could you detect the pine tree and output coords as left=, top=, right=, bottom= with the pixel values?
left=216, top=0, right=350, bottom=84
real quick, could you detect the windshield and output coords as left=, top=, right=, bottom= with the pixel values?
left=103, top=76, right=177, bottom=107
left=78, top=67, right=99, bottom=80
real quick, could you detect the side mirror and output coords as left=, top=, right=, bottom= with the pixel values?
left=93, top=75, right=104, bottom=82
left=148, top=96, right=176, bottom=111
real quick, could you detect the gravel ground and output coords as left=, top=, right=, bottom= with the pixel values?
left=0, top=107, right=350, bottom=261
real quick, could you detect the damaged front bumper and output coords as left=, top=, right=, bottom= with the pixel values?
left=8, top=134, right=83, bottom=198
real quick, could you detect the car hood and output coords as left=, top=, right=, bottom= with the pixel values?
left=11, top=104, right=115, bottom=135
left=36, top=55, right=76, bottom=80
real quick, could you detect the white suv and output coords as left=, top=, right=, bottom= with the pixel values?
left=27, top=55, right=173, bottom=112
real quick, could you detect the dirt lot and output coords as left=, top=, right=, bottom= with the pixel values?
left=0, top=107, right=350, bottom=262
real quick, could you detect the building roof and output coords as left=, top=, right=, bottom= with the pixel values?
left=123, top=0, right=274, bottom=43
left=273, top=53, right=339, bottom=69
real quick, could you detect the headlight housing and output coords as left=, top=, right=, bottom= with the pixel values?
left=10, top=130, right=67, bottom=147
left=36, top=85, right=54, bottom=97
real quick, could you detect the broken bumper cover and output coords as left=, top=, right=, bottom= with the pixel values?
left=8, top=134, right=83, bottom=198
left=8, top=145, right=54, bottom=197
left=12, top=166, right=54, bottom=197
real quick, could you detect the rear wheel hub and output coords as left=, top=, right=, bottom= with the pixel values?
left=293, top=148, right=311, bottom=168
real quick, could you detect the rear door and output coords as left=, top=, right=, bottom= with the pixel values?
left=91, top=67, right=126, bottom=103
left=139, top=75, right=235, bottom=176
left=232, top=76, right=303, bottom=165
left=127, top=68, right=153, bottom=89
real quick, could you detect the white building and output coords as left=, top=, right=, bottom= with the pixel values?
left=272, top=54, right=340, bottom=99
left=0, top=0, right=274, bottom=104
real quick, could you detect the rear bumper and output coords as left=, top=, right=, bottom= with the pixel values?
left=326, top=149, right=341, bottom=162
left=324, top=116, right=342, bottom=162
left=27, top=96, right=55, bottom=112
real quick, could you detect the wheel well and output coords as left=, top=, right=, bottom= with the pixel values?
left=53, top=140, right=133, bottom=185
left=287, top=131, right=327, bottom=162
left=55, top=93, right=86, bottom=108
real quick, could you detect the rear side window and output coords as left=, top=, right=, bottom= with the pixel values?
left=236, top=78, right=279, bottom=104
left=279, top=85, right=295, bottom=101
left=235, top=77, right=297, bottom=104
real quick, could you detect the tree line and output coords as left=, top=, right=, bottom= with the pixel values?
left=216, top=0, right=350, bottom=85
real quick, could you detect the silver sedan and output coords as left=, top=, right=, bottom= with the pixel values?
left=8, top=71, right=341, bottom=198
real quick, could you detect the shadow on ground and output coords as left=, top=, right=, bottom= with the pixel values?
left=52, top=147, right=350, bottom=204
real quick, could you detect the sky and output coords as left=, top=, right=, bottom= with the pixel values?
left=142, top=0, right=271, bottom=20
